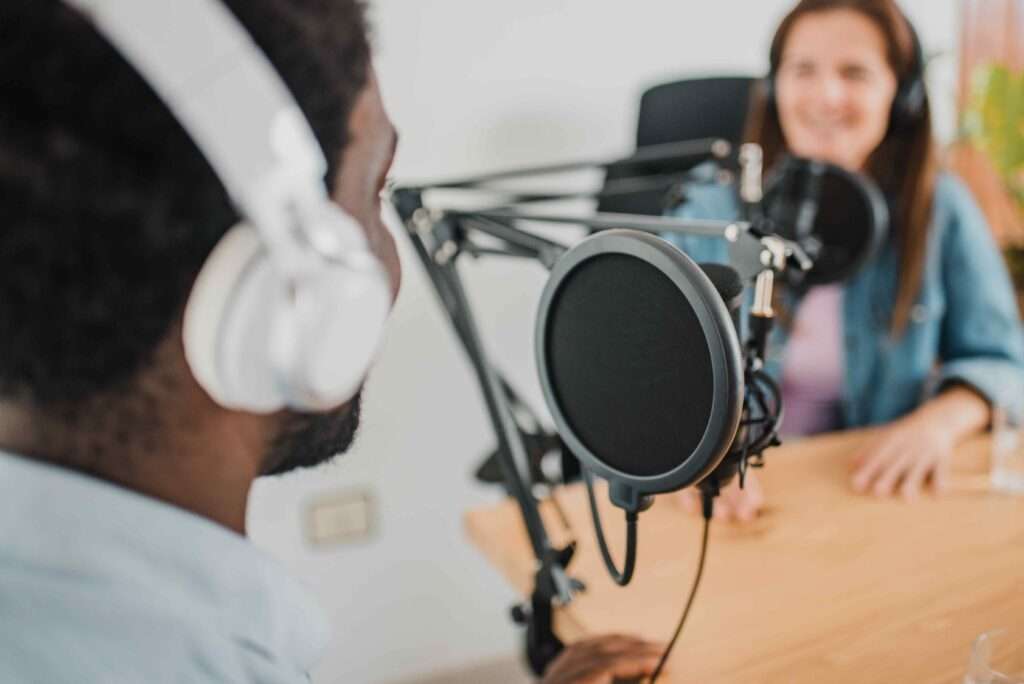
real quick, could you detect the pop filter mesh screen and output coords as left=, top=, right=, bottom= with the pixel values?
left=544, top=253, right=713, bottom=477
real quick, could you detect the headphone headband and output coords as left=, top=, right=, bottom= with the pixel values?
left=64, top=0, right=330, bottom=279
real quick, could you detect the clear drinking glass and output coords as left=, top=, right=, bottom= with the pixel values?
left=990, top=409, right=1024, bottom=494
left=964, top=630, right=1024, bottom=684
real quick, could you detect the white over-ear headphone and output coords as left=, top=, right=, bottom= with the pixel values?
left=64, top=0, right=393, bottom=413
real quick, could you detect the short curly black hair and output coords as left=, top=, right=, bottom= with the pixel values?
left=0, top=0, right=371, bottom=407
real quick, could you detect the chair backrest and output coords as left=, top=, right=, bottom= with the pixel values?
left=637, top=76, right=755, bottom=148
left=598, top=75, right=756, bottom=216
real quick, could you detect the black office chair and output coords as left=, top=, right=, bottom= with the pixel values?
left=598, top=76, right=756, bottom=216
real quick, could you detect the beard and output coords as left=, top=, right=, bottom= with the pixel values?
left=262, top=390, right=363, bottom=476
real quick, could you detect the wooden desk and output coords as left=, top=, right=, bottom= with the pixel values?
left=464, top=430, right=1024, bottom=682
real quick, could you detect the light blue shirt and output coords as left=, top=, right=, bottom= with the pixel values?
left=0, top=451, right=329, bottom=683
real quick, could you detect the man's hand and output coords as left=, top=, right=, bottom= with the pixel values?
left=672, top=471, right=764, bottom=523
left=540, top=635, right=664, bottom=684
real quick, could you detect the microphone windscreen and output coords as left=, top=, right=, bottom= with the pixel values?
left=535, top=230, right=744, bottom=495
left=762, top=156, right=888, bottom=286
left=697, top=262, right=743, bottom=309
left=698, top=262, right=743, bottom=334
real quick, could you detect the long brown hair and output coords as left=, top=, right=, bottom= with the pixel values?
left=747, top=0, right=939, bottom=336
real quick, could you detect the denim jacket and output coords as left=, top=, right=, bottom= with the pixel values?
left=664, top=168, right=1024, bottom=428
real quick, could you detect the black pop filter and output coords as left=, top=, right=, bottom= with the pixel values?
left=535, top=231, right=744, bottom=510
left=761, top=156, right=888, bottom=287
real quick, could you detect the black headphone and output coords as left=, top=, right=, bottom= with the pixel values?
left=762, top=9, right=927, bottom=132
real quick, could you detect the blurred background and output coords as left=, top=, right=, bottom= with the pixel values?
left=242, top=2, right=1024, bottom=681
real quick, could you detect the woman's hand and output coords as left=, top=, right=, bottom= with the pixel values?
left=850, top=387, right=990, bottom=499
left=849, top=412, right=956, bottom=499
left=672, top=471, right=764, bottom=523
left=540, top=635, right=664, bottom=684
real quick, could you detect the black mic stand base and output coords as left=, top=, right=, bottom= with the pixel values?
left=513, top=584, right=565, bottom=676
left=511, top=544, right=583, bottom=676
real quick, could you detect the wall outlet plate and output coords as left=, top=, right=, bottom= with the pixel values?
left=305, top=488, right=375, bottom=548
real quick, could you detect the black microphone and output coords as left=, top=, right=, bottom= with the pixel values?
left=759, top=156, right=889, bottom=287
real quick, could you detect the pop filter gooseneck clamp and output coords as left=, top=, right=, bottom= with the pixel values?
left=389, top=139, right=807, bottom=677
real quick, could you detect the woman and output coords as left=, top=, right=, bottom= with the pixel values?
left=669, top=0, right=1024, bottom=519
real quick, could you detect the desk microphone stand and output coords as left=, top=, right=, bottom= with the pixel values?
left=387, top=140, right=801, bottom=674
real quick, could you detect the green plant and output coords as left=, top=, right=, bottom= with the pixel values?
left=962, top=63, right=1024, bottom=209
left=961, top=63, right=1024, bottom=291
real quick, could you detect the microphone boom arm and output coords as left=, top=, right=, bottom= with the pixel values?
left=440, top=207, right=811, bottom=281
left=386, top=144, right=812, bottom=674
left=400, top=137, right=731, bottom=191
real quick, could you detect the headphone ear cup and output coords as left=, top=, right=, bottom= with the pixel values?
left=275, top=209, right=393, bottom=409
left=184, top=212, right=393, bottom=413
left=280, top=255, right=392, bottom=409
left=183, top=225, right=286, bottom=413
left=889, top=12, right=927, bottom=131
left=889, top=77, right=926, bottom=131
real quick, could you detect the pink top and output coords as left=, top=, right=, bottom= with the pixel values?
left=780, top=285, right=845, bottom=437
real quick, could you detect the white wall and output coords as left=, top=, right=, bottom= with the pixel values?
left=247, top=2, right=959, bottom=683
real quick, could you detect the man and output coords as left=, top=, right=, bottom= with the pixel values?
left=0, top=1, right=662, bottom=682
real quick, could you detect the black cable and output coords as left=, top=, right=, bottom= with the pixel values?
left=728, top=367, right=783, bottom=486
left=648, top=491, right=713, bottom=683
left=747, top=369, right=783, bottom=454
left=582, top=469, right=638, bottom=586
